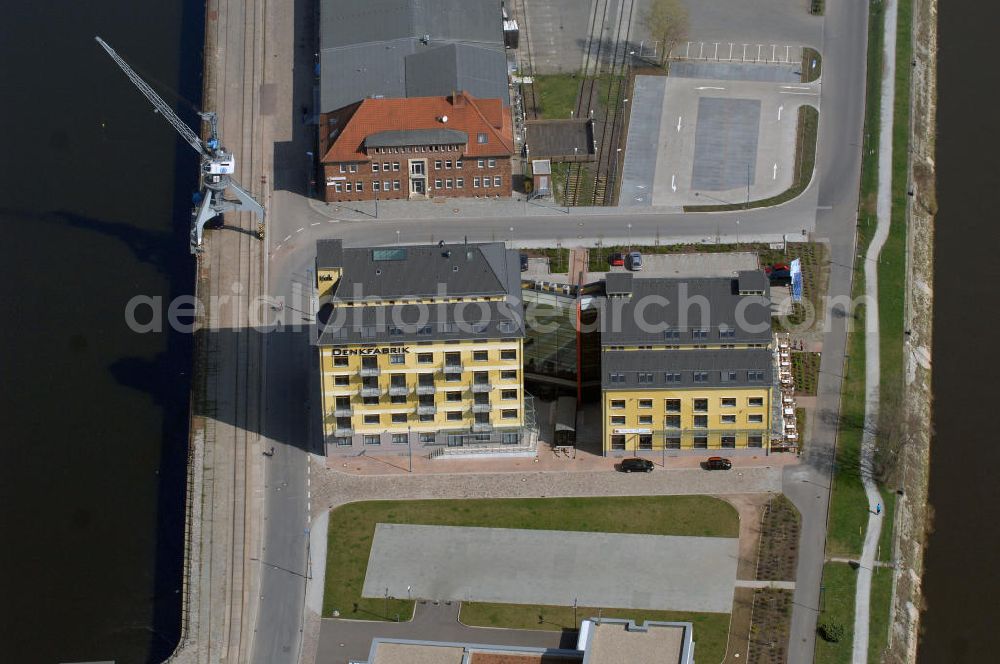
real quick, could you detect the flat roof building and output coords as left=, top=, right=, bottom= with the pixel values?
left=599, top=272, right=776, bottom=454
left=356, top=618, right=694, bottom=664
left=315, top=239, right=531, bottom=454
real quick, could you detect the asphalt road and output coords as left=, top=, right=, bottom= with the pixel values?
left=251, top=1, right=872, bottom=662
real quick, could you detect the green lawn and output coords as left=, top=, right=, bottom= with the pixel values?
left=802, top=47, right=823, bottom=82
left=814, top=563, right=857, bottom=664
left=868, top=554, right=895, bottom=662
left=323, top=496, right=739, bottom=620
left=533, top=74, right=581, bottom=119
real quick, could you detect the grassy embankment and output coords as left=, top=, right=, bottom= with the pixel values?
left=818, top=0, right=913, bottom=661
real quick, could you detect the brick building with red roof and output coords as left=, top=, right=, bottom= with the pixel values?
left=318, top=92, right=514, bottom=203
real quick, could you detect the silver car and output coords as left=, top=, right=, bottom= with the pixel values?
left=626, top=251, right=643, bottom=271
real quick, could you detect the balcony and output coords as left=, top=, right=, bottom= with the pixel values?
left=443, top=363, right=464, bottom=373
left=388, top=385, right=411, bottom=397
left=333, top=407, right=353, bottom=417
left=360, top=386, right=381, bottom=398
left=334, top=427, right=354, bottom=437
left=472, top=423, right=493, bottom=433
left=415, top=384, right=436, bottom=395
left=471, top=382, right=492, bottom=393
left=359, top=366, right=381, bottom=377
left=417, top=405, right=437, bottom=416
left=472, top=403, right=492, bottom=413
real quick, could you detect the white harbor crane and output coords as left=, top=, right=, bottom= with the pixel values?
left=95, top=36, right=264, bottom=253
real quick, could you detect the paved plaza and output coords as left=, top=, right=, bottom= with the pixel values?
left=621, top=73, right=816, bottom=207
left=362, top=523, right=739, bottom=613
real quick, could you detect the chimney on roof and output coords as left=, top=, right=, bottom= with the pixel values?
left=452, top=91, right=465, bottom=108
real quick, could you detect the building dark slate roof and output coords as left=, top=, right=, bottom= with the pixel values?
left=601, top=348, right=773, bottom=390
left=599, top=274, right=772, bottom=345
left=315, top=239, right=523, bottom=345
left=319, top=0, right=509, bottom=112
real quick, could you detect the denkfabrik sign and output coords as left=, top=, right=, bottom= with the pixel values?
left=330, top=346, right=411, bottom=356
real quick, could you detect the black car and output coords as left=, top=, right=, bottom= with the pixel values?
left=619, top=457, right=654, bottom=473
left=520, top=253, right=529, bottom=271
left=704, top=456, right=733, bottom=470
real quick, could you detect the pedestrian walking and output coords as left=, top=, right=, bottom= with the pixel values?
left=876, top=502, right=882, bottom=515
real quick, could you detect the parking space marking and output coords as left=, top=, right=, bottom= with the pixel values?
left=675, top=41, right=799, bottom=64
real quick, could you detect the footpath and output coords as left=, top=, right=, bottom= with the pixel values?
left=853, top=0, right=900, bottom=661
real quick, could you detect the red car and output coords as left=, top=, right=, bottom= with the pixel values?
left=608, top=252, right=625, bottom=267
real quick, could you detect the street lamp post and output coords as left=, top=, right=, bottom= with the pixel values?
left=627, top=222, right=632, bottom=249
left=408, top=425, right=412, bottom=473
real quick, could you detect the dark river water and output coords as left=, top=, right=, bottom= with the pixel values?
left=0, top=2, right=202, bottom=662
left=919, top=1, right=999, bottom=662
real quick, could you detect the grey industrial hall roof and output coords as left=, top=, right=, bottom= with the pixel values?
left=599, top=274, right=772, bottom=345
left=319, top=0, right=509, bottom=112
left=602, top=348, right=773, bottom=390
left=321, top=0, right=502, bottom=49
left=366, top=128, right=469, bottom=148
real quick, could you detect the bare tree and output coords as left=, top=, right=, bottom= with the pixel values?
left=641, top=0, right=689, bottom=66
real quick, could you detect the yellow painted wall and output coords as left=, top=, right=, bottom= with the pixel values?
left=319, top=338, right=524, bottom=439
left=601, top=387, right=772, bottom=451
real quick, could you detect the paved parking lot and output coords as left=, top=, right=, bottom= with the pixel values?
left=621, top=73, right=817, bottom=207
left=681, top=0, right=822, bottom=48
left=363, top=524, right=739, bottom=613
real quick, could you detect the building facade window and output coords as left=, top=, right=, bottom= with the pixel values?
left=694, top=415, right=708, bottom=428
left=638, top=435, right=653, bottom=450
left=474, top=177, right=481, bottom=187
left=446, top=411, right=463, bottom=421
left=610, top=400, right=626, bottom=409
left=665, top=435, right=681, bottom=449
left=500, top=349, right=516, bottom=360
left=501, top=370, right=517, bottom=381
left=392, top=433, right=408, bottom=444
left=363, top=434, right=380, bottom=445
left=364, top=414, right=380, bottom=425
left=501, top=409, right=517, bottom=419
left=721, top=398, right=737, bottom=408
left=610, top=416, right=626, bottom=425
left=611, top=435, right=626, bottom=450
left=665, top=415, right=681, bottom=429
left=501, top=389, right=517, bottom=400
left=693, top=398, right=708, bottom=412
left=748, top=434, right=764, bottom=448
left=721, top=414, right=737, bottom=424
left=693, top=436, right=708, bottom=449
left=748, top=414, right=764, bottom=423
left=494, top=176, right=501, bottom=187
left=721, top=435, right=737, bottom=448
left=749, top=397, right=764, bottom=407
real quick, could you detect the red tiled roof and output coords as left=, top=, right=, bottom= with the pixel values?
left=320, top=92, right=514, bottom=164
